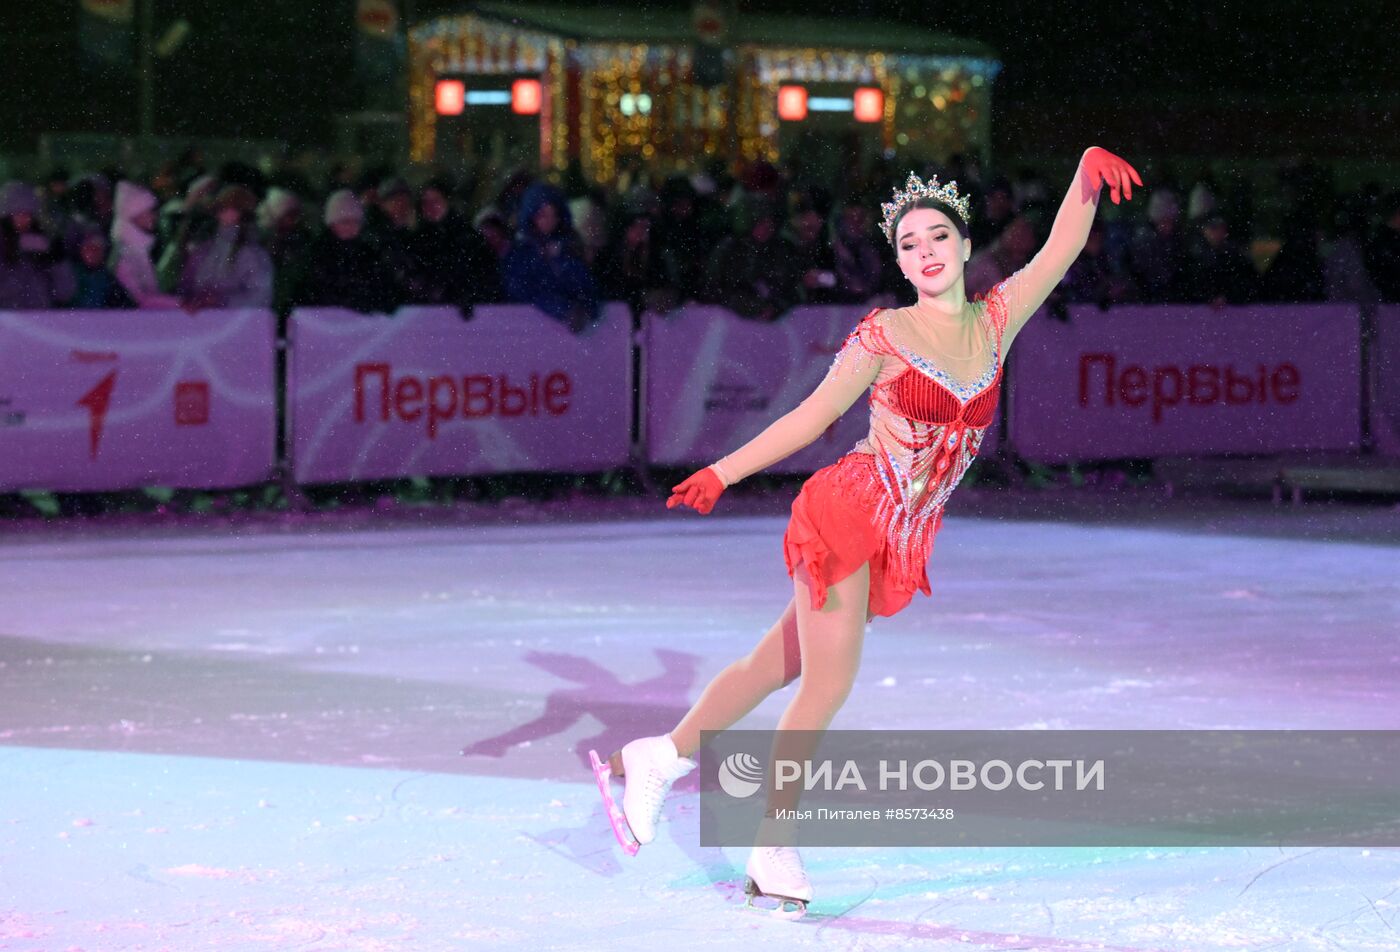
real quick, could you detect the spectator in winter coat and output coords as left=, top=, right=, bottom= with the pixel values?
left=594, top=211, right=678, bottom=317
left=0, top=180, right=74, bottom=308
left=785, top=197, right=841, bottom=305
left=367, top=177, right=427, bottom=303
left=1126, top=190, right=1191, bottom=302
left=410, top=180, right=502, bottom=308
left=502, top=182, right=599, bottom=333
left=653, top=174, right=715, bottom=305
left=702, top=197, right=800, bottom=322
left=178, top=184, right=274, bottom=309
left=66, top=225, right=133, bottom=308
left=61, top=174, right=114, bottom=258
left=829, top=199, right=885, bottom=305
left=110, top=180, right=183, bottom=309
left=155, top=173, right=219, bottom=294
left=1187, top=213, right=1259, bottom=306
left=1259, top=212, right=1327, bottom=303
left=290, top=189, right=400, bottom=314
left=1324, top=199, right=1381, bottom=311
left=1062, top=218, right=1140, bottom=307
left=473, top=206, right=513, bottom=264
left=964, top=213, right=1038, bottom=299
left=258, top=187, right=313, bottom=317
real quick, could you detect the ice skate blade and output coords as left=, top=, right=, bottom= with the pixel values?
left=743, top=877, right=808, bottom=920
left=588, top=748, right=640, bottom=856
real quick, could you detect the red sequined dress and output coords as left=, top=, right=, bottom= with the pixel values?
left=777, top=283, right=1009, bottom=617
left=710, top=158, right=1102, bottom=619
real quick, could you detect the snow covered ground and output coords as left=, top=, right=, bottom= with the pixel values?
left=2, top=491, right=1398, bottom=950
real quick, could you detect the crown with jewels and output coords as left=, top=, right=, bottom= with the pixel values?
left=880, top=172, right=972, bottom=244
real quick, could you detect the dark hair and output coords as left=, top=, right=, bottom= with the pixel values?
left=887, top=196, right=969, bottom=248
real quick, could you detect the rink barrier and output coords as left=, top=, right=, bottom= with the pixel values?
left=0, top=302, right=1382, bottom=492
left=1371, top=305, right=1400, bottom=458
left=1006, top=303, right=1363, bottom=463
left=0, top=308, right=277, bottom=492
left=285, top=303, right=634, bottom=484
left=640, top=303, right=1006, bottom=471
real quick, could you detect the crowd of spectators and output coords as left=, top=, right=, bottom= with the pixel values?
left=1, top=148, right=1396, bottom=329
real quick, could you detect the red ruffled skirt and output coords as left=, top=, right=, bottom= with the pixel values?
left=783, top=452, right=939, bottom=619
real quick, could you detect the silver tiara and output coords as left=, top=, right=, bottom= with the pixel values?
left=880, top=172, right=972, bottom=242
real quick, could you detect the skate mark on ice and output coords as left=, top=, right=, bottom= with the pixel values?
left=808, top=873, right=877, bottom=932
left=521, top=828, right=628, bottom=879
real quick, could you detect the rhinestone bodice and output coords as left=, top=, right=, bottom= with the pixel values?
left=824, top=283, right=1009, bottom=588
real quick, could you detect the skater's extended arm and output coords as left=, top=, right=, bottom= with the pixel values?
left=667, top=315, right=886, bottom=513
left=998, top=146, right=1143, bottom=336
left=710, top=319, right=885, bottom=486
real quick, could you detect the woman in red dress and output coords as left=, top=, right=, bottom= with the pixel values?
left=593, top=147, right=1143, bottom=917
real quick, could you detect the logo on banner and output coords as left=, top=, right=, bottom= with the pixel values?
left=77, top=371, right=117, bottom=460
left=174, top=381, right=210, bottom=426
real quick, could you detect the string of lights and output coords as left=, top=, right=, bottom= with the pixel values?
left=407, top=13, right=1000, bottom=179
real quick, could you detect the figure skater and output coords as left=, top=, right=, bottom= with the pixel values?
left=590, top=146, right=1143, bottom=917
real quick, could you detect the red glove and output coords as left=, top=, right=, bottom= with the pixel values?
left=1081, top=146, right=1144, bottom=205
left=666, top=466, right=726, bottom=515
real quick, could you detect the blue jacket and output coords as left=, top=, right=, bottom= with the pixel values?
left=502, top=183, right=599, bottom=332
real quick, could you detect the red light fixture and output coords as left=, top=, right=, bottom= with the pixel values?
left=512, top=78, right=542, bottom=115
left=853, top=87, right=884, bottom=123
left=435, top=79, right=465, bottom=116
left=777, top=85, right=808, bottom=122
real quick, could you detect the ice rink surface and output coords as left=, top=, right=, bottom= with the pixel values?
left=2, top=489, right=1399, bottom=950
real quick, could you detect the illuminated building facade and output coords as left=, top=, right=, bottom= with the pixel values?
left=409, top=2, right=1001, bottom=182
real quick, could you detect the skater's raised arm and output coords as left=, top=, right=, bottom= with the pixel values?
left=998, top=146, right=1143, bottom=336
left=667, top=313, right=887, bottom=514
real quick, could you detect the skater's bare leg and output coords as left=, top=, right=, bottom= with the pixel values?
left=608, top=597, right=797, bottom=774
left=645, top=595, right=801, bottom=764
left=759, top=560, right=869, bottom=840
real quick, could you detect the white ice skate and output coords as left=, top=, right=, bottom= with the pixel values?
left=588, top=735, right=696, bottom=853
left=619, top=734, right=697, bottom=846
left=745, top=845, right=812, bottom=919
left=587, top=749, right=638, bottom=855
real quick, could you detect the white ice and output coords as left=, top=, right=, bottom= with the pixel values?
left=2, top=492, right=1399, bottom=950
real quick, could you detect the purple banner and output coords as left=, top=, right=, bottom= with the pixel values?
left=287, top=304, right=632, bottom=483
left=1006, top=304, right=1361, bottom=462
left=1372, top=306, right=1400, bottom=458
left=645, top=305, right=900, bottom=473
left=0, top=309, right=276, bottom=491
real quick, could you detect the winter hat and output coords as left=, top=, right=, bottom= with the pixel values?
left=114, top=180, right=158, bottom=223
left=323, top=189, right=364, bottom=226
left=569, top=196, right=607, bottom=252
left=257, top=187, right=301, bottom=229
left=0, top=180, right=40, bottom=218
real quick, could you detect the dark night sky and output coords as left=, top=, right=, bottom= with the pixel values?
left=0, top=0, right=1395, bottom=155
